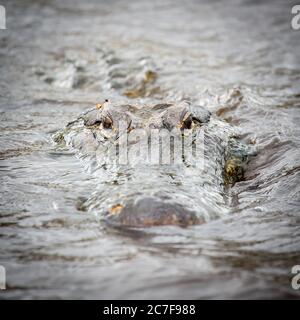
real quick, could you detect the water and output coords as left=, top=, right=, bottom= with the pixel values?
left=0, top=0, right=300, bottom=299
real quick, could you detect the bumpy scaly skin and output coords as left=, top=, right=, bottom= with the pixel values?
left=54, top=101, right=250, bottom=228
left=224, top=136, right=253, bottom=185
left=224, top=158, right=245, bottom=185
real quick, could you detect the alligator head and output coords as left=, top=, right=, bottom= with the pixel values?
left=55, top=101, right=247, bottom=228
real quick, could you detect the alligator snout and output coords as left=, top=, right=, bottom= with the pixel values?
left=104, top=197, right=204, bottom=228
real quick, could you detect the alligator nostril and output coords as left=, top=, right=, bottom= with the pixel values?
left=109, top=204, right=124, bottom=216
left=104, top=197, right=203, bottom=228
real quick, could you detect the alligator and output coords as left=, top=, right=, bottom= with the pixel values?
left=53, top=100, right=252, bottom=228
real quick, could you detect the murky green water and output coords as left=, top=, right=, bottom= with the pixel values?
left=0, top=0, right=300, bottom=299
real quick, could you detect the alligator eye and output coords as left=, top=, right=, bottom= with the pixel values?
left=179, top=111, right=193, bottom=130
left=102, top=116, right=113, bottom=129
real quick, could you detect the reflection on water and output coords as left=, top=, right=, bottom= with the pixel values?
left=0, top=0, right=300, bottom=299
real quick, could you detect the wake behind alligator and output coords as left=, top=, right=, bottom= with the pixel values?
left=54, top=97, right=254, bottom=228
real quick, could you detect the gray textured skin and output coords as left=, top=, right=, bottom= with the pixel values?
left=55, top=101, right=247, bottom=228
